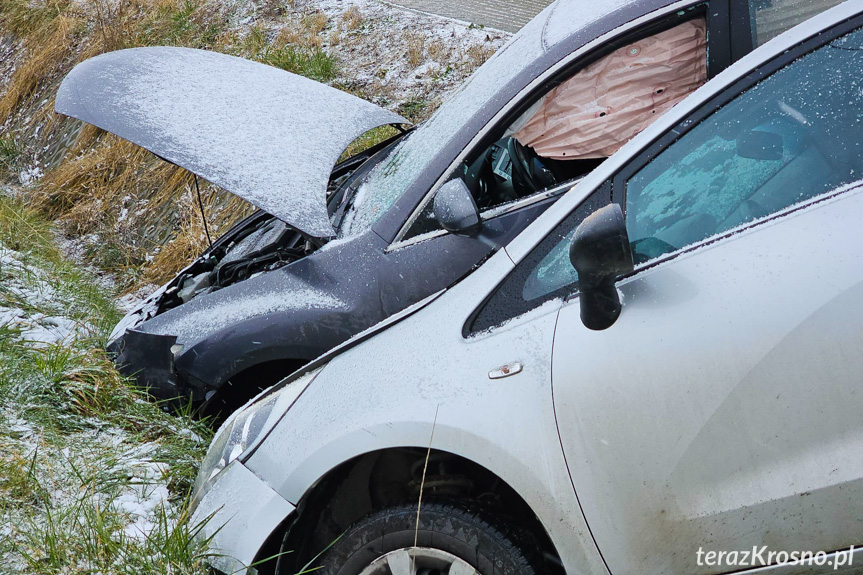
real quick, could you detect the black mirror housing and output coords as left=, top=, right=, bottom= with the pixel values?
left=433, top=179, right=481, bottom=235
left=570, top=203, right=634, bottom=330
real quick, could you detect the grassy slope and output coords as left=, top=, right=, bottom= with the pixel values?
left=0, top=2, right=504, bottom=571
left=0, top=0, right=503, bottom=290
left=0, top=193, right=214, bottom=574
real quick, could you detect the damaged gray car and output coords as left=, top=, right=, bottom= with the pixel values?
left=54, top=0, right=841, bottom=417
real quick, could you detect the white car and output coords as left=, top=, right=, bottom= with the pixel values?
left=190, top=2, right=863, bottom=575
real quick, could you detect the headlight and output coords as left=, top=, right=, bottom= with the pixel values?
left=191, top=367, right=322, bottom=505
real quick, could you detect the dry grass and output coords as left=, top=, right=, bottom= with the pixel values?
left=0, top=11, right=78, bottom=125
left=0, top=0, right=71, bottom=36
left=341, top=6, right=363, bottom=31
left=426, top=39, right=451, bottom=63
left=304, top=12, right=327, bottom=34
left=404, top=31, right=425, bottom=68
left=465, top=43, right=496, bottom=67
left=29, top=131, right=253, bottom=285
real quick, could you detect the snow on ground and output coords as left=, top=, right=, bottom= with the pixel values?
left=0, top=245, right=92, bottom=346
left=234, top=0, right=511, bottom=114
left=0, top=241, right=179, bottom=549
left=0, top=407, right=178, bottom=567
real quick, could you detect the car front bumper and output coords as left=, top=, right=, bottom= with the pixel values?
left=191, top=460, right=295, bottom=575
left=108, top=328, right=183, bottom=400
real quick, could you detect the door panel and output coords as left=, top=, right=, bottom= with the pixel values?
left=551, top=188, right=863, bottom=574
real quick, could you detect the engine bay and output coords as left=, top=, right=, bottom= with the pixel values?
left=156, top=214, right=318, bottom=313
left=149, top=128, right=409, bottom=316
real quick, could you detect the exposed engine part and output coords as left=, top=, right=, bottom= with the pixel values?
left=157, top=214, right=314, bottom=312
left=151, top=129, right=409, bottom=316
left=176, top=271, right=212, bottom=304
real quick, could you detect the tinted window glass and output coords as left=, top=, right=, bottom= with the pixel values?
left=468, top=184, right=610, bottom=334
left=750, top=0, right=845, bottom=46
left=625, top=28, right=863, bottom=265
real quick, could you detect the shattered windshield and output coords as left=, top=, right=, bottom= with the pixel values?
left=338, top=10, right=548, bottom=238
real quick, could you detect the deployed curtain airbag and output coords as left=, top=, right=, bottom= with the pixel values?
left=514, top=19, right=707, bottom=160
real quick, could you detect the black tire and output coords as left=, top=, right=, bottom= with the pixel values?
left=314, top=501, right=539, bottom=575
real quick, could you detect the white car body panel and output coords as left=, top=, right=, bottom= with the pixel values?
left=245, top=252, right=609, bottom=575
left=191, top=460, right=295, bottom=574
left=553, top=184, right=863, bottom=574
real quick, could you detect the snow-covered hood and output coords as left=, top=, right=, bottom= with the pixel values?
left=55, top=47, right=408, bottom=237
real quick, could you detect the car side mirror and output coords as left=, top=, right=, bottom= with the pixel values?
left=569, top=204, right=634, bottom=331
left=433, top=179, right=481, bottom=235
left=737, top=129, right=783, bottom=161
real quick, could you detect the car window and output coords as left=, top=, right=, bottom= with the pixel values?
left=404, top=16, right=708, bottom=241
left=625, top=26, right=863, bottom=265
left=468, top=22, right=863, bottom=336
left=468, top=184, right=610, bottom=334
left=750, top=0, right=846, bottom=46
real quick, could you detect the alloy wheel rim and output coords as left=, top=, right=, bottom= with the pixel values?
left=358, top=547, right=479, bottom=575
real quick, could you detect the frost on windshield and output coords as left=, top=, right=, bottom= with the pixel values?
left=55, top=47, right=406, bottom=238
left=340, top=8, right=550, bottom=236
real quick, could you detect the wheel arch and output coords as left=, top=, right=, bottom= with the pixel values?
left=250, top=446, right=565, bottom=575
left=198, top=357, right=311, bottom=419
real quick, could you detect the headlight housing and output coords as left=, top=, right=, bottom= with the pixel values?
left=191, top=367, right=322, bottom=505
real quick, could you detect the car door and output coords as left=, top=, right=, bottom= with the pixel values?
left=551, top=15, right=863, bottom=575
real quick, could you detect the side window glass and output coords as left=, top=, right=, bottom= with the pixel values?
left=404, top=17, right=707, bottom=241
left=750, top=0, right=845, bottom=46
left=468, top=185, right=610, bottom=334
left=625, top=27, right=863, bottom=265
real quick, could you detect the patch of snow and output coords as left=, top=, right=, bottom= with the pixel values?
left=112, top=458, right=172, bottom=540
left=0, top=244, right=94, bottom=345
left=18, top=161, right=43, bottom=185
left=54, top=232, right=119, bottom=293
left=58, top=47, right=405, bottom=237
left=18, top=313, right=85, bottom=346
left=118, top=283, right=161, bottom=313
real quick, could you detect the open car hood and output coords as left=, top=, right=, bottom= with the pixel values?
left=55, top=47, right=408, bottom=237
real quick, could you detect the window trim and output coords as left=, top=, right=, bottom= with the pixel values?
left=389, top=0, right=713, bottom=247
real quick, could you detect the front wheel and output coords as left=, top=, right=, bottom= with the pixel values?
left=313, top=502, right=539, bottom=575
